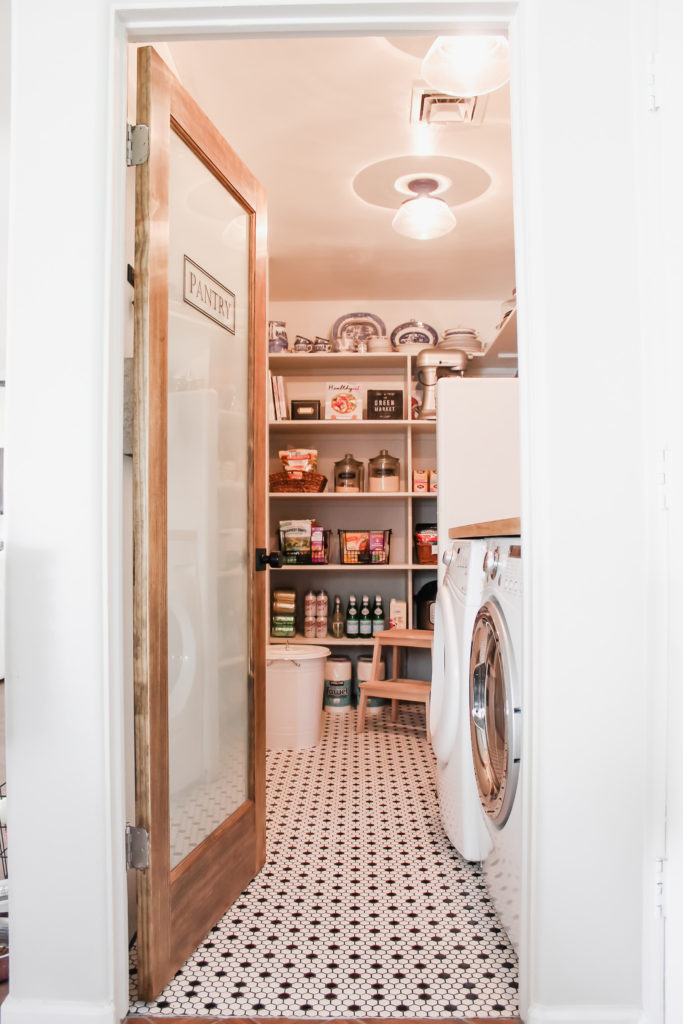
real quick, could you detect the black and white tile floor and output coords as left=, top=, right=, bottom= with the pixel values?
left=129, top=706, right=519, bottom=1017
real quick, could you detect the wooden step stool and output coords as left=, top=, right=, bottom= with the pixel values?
left=356, top=628, right=434, bottom=740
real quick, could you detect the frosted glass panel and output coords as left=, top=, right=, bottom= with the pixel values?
left=167, top=130, right=250, bottom=868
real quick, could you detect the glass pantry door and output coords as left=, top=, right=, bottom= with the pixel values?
left=133, top=45, right=267, bottom=1001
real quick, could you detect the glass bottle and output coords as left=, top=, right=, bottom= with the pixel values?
left=359, top=594, right=372, bottom=637
left=372, top=595, right=385, bottom=635
left=331, top=596, right=345, bottom=639
left=345, top=594, right=359, bottom=637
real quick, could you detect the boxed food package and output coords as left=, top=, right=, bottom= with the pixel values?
left=389, top=598, right=407, bottom=630
left=413, top=468, right=429, bottom=493
left=279, top=519, right=314, bottom=564
left=311, top=525, right=331, bottom=564
left=428, top=470, right=438, bottom=493
left=325, top=382, right=362, bottom=420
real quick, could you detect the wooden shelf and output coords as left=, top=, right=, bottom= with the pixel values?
left=269, top=419, right=414, bottom=433
left=274, top=562, right=413, bottom=571
left=269, top=634, right=375, bottom=647
left=269, top=491, right=416, bottom=499
left=269, top=352, right=409, bottom=371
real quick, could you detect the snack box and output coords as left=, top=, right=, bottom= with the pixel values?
left=428, top=470, right=438, bottom=493
left=413, top=469, right=429, bottom=493
left=389, top=598, right=407, bottom=630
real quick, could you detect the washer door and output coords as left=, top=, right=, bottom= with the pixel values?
left=469, top=600, right=520, bottom=827
left=430, top=584, right=460, bottom=764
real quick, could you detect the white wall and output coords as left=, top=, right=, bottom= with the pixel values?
left=513, top=0, right=649, bottom=1017
left=1, top=2, right=667, bottom=1023
left=0, top=0, right=8, bottom=384
left=4, top=2, right=130, bottom=1021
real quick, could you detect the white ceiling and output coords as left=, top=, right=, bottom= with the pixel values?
left=165, top=36, right=515, bottom=303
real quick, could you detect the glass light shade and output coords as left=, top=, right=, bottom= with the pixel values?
left=392, top=194, right=456, bottom=240
left=421, top=35, right=510, bottom=98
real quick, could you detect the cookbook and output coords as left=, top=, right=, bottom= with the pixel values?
left=325, top=382, right=362, bottom=420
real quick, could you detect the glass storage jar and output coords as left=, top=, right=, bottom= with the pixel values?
left=368, top=449, right=400, bottom=492
left=334, top=453, right=364, bottom=492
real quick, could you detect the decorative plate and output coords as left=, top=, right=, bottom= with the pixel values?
left=331, top=312, right=387, bottom=352
left=390, top=320, right=438, bottom=351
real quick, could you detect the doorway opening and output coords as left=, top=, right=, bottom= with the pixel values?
left=126, top=32, right=521, bottom=1021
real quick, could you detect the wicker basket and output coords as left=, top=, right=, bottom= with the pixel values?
left=414, top=541, right=438, bottom=565
left=269, top=471, right=328, bottom=493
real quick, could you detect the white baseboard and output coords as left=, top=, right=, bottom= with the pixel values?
left=526, top=1005, right=645, bottom=1024
left=0, top=997, right=119, bottom=1024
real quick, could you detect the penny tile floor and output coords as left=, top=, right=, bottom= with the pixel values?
left=129, top=706, right=518, bottom=1017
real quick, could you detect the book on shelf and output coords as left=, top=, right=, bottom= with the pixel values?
left=267, top=370, right=276, bottom=421
left=270, top=374, right=288, bottom=420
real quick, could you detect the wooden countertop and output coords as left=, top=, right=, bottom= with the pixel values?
left=448, top=516, right=521, bottom=539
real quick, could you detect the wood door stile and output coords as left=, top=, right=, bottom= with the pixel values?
left=134, top=46, right=173, bottom=999
left=134, top=46, right=267, bottom=1001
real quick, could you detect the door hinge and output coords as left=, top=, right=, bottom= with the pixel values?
left=126, top=824, right=150, bottom=871
left=655, top=857, right=667, bottom=917
left=126, top=123, right=150, bottom=166
left=647, top=53, right=661, bottom=112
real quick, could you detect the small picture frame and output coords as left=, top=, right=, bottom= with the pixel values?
left=291, top=399, right=321, bottom=420
left=367, top=389, right=404, bottom=420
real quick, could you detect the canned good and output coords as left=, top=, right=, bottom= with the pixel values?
left=304, top=589, right=317, bottom=618
left=315, top=618, right=328, bottom=639
left=304, top=618, right=317, bottom=639
left=316, top=590, right=328, bottom=619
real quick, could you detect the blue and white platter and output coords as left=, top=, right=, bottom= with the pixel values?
left=331, top=312, right=387, bottom=352
left=390, top=320, right=439, bottom=351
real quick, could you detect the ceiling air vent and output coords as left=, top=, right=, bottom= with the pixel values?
left=410, top=82, right=488, bottom=127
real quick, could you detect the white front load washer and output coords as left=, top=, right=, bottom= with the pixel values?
left=469, top=537, right=523, bottom=951
left=431, top=539, right=492, bottom=862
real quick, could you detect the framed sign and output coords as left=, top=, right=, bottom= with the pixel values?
left=367, top=389, right=403, bottom=420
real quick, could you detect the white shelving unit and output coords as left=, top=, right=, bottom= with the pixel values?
left=267, top=351, right=438, bottom=655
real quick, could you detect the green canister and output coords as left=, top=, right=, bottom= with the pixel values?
left=324, top=655, right=353, bottom=710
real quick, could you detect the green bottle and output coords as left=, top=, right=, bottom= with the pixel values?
left=359, top=594, right=372, bottom=637
left=372, top=595, right=385, bottom=635
left=345, top=595, right=359, bottom=637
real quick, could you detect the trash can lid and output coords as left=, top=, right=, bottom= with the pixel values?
left=266, top=644, right=331, bottom=662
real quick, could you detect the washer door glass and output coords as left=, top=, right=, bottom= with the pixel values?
left=469, top=603, right=518, bottom=826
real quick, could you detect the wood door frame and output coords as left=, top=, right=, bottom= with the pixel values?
left=133, top=44, right=267, bottom=1000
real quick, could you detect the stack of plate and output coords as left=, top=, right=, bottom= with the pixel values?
left=440, top=328, right=482, bottom=354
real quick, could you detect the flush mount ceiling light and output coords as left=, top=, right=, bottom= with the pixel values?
left=421, top=35, right=510, bottom=98
left=391, top=177, right=457, bottom=240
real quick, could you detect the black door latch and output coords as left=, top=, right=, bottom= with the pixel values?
left=255, top=549, right=283, bottom=571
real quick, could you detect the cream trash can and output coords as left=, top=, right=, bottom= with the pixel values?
left=266, top=644, right=331, bottom=750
